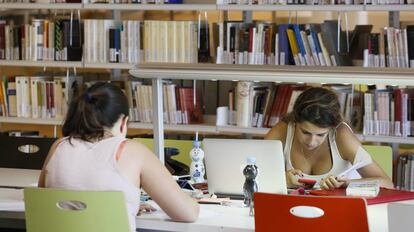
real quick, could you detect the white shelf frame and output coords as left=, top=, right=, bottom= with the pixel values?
left=1, top=2, right=413, bottom=11
left=130, top=63, right=414, bottom=86
left=129, top=63, right=414, bottom=158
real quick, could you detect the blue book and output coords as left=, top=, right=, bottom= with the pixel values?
left=292, top=24, right=306, bottom=64
left=278, top=24, right=291, bottom=65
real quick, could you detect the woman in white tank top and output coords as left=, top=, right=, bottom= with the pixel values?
left=265, top=87, right=393, bottom=190
left=38, top=82, right=199, bottom=232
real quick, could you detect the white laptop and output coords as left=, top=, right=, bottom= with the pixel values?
left=203, top=139, right=287, bottom=197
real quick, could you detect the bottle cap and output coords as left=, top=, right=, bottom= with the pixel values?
left=246, top=156, right=256, bottom=165
left=193, top=140, right=201, bottom=148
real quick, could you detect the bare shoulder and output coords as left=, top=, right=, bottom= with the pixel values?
left=122, top=140, right=154, bottom=160
left=335, top=123, right=361, bottom=161
left=264, top=121, right=288, bottom=145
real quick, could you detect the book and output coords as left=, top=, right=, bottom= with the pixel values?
left=346, top=180, right=380, bottom=197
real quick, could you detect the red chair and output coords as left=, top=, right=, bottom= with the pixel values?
left=254, top=192, right=369, bottom=232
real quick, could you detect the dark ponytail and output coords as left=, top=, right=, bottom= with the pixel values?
left=62, top=82, right=129, bottom=142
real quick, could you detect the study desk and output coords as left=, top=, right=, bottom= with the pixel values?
left=0, top=168, right=410, bottom=232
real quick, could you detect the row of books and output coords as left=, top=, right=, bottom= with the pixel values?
left=217, top=0, right=413, bottom=4
left=226, top=82, right=305, bottom=128
left=87, top=0, right=182, bottom=3
left=124, top=81, right=203, bottom=124
left=0, top=75, right=204, bottom=124
left=0, top=75, right=78, bottom=119
left=363, top=27, right=414, bottom=68
left=0, top=18, right=204, bottom=64
left=360, top=88, right=414, bottom=137
left=395, top=153, right=414, bottom=191
left=216, top=21, right=356, bottom=66
left=0, top=0, right=181, bottom=3
left=224, top=82, right=361, bottom=129
left=143, top=20, right=199, bottom=64
left=3, top=76, right=414, bottom=134
left=84, top=20, right=143, bottom=64
left=0, top=19, right=82, bottom=61
left=220, top=82, right=414, bottom=138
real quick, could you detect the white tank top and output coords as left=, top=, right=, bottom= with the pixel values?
left=284, top=122, right=361, bottom=182
left=45, top=136, right=140, bottom=232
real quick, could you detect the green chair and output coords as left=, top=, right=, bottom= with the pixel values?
left=363, top=145, right=393, bottom=179
left=24, top=188, right=130, bottom=232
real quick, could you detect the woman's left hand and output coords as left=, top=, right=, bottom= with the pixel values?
left=319, top=175, right=348, bottom=190
left=137, top=203, right=157, bottom=215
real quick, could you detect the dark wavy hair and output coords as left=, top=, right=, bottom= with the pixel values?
left=62, top=82, right=129, bottom=142
left=283, top=87, right=342, bottom=128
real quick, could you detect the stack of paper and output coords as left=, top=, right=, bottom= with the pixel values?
left=346, top=180, right=380, bottom=197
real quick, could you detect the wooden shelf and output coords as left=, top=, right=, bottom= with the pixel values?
left=0, top=60, right=82, bottom=68
left=365, top=4, right=414, bottom=11
left=216, top=125, right=269, bottom=135
left=83, top=62, right=136, bottom=70
left=2, top=116, right=413, bottom=144
left=217, top=4, right=364, bottom=11
left=130, top=63, right=414, bottom=86
left=0, top=117, right=63, bottom=125
left=83, top=3, right=216, bottom=11
left=122, top=122, right=217, bottom=133
left=0, top=3, right=83, bottom=10
left=357, top=134, right=414, bottom=145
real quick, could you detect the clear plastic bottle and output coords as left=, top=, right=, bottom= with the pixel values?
left=243, top=156, right=258, bottom=215
left=189, top=140, right=205, bottom=183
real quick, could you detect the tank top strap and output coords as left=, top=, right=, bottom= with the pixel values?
left=283, top=122, right=295, bottom=171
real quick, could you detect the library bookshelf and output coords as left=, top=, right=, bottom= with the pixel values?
left=1, top=2, right=414, bottom=160
left=129, top=63, right=414, bottom=159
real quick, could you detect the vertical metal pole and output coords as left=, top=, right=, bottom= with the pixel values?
left=389, top=11, right=400, bottom=29
left=242, top=11, right=253, bottom=24
left=152, top=78, right=165, bottom=163
left=389, top=11, right=400, bottom=168
left=112, top=10, right=122, bottom=80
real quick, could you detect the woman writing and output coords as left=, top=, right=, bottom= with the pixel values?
left=38, top=82, right=199, bottom=231
left=265, top=87, right=393, bottom=190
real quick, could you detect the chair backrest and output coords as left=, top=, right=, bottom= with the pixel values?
left=254, top=192, right=369, bottom=232
left=363, top=145, right=393, bottom=179
left=24, top=188, right=130, bottom=232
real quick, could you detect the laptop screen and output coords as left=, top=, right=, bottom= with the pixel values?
left=203, top=139, right=287, bottom=197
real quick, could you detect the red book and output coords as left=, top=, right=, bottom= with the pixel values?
left=309, top=187, right=414, bottom=205
left=394, top=88, right=402, bottom=123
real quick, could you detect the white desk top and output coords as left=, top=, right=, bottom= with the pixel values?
left=0, top=168, right=412, bottom=232
left=0, top=168, right=40, bottom=188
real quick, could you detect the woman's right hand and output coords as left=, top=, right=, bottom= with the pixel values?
left=286, top=169, right=304, bottom=188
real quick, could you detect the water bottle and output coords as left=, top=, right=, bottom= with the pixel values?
left=189, top=140, right=205, bottom=183
left=243, top=156, right=258, bottom=216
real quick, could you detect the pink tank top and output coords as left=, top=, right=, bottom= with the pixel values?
left=45, top=136, right=140, bottom=232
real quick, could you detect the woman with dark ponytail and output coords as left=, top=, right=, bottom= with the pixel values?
left=265, top=87, right=393, bottom=190
left=38, top=82, right=199, bottom=231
